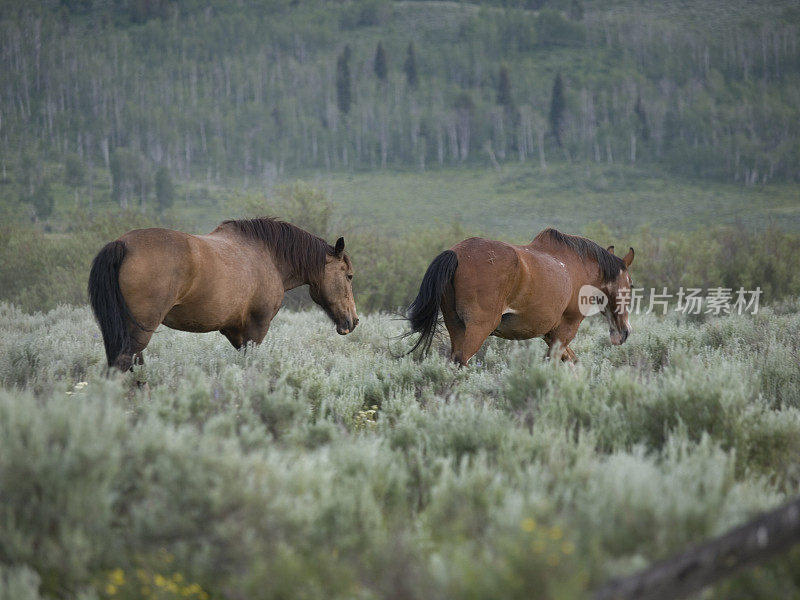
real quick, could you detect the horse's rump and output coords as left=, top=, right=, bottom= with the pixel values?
left=88, top=240, right=151, bottom=368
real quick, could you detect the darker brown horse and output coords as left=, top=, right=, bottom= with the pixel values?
left=407, top=228, right=634, bottom=365
left=89, top=217, right=358, bottom=371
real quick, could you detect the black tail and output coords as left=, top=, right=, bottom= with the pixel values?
left=406, top=250, right=459, bottom=354
left=87, top=240, right=147, bottom=368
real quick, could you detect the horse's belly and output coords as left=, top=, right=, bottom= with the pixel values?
left=491, top=312, right=547, bottom=340
left=162, top=304, right=226, bottom=333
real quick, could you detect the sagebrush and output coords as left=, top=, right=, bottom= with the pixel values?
left=1, top=302, right=799, bottom=599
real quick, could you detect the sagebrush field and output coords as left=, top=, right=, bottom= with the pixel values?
left=1, top=302, right=799, bottom=599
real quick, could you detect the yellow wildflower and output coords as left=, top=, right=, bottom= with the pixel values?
left=521, top=517, right=536, bottom=532
left=110, top=569, right=125, bottom=586
left=548, top=526, right=563, bottom=540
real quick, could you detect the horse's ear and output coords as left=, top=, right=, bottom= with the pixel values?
left=334, top=237, right=345, bottom=257
left=623, top=247, right=634, bottom=267
left=607, top=245, right=615, bottom=254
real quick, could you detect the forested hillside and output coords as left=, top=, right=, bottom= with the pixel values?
left=1, top=0, right=799, bottom=219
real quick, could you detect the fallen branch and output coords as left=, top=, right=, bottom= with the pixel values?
left=593, top=497, right=800, bottom=600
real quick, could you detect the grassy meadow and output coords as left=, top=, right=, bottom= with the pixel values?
left=1, top=301, right=800, bottom=599
left=9, top=162, right=800, bottom=239
left=324, top=164, right=800, bottom=239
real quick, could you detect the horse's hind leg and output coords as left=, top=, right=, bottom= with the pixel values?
left=113, top=294, right=169, bottom=373
left=452, top=317, right=501, bottom=367
left=441, top=290, right=465, bottom=363
left=115, top=324, right=156, bottom=374
left=444, top=283, right=502, bottom=366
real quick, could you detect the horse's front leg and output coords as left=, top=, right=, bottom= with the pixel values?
left=544, top=318, right=581, bottom=362
left=220, top=323, right=269, bottom=350
left=238, top=303, right=281, bottom=348
left=242, top=317, right=271, bottom=346
left=220, top=327, right=246, bottom=349
left=561, top=345, right=577, bottom=362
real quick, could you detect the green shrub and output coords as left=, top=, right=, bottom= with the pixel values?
left=1, top=304, right=799, bottom=598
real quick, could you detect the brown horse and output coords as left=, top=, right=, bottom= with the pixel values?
left=88, top=217, right=358, bottom=371
left=407, top=228, right=634, bottom=365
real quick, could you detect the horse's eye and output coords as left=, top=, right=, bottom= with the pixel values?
left=347, top=274, right=353, bottom=281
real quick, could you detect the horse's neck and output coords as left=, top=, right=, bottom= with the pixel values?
left=579, top=259, right=607, bottom=290
left=278, top=267, right=309, bottom=291
left=530, top=241, right=606, bottom=288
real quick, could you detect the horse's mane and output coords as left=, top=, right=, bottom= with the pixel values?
left=534, top=228, right=625, bottom=283
left=219, top=217, right=336, bottom=283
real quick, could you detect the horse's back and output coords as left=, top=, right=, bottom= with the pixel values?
left=170, top=230, right=283, bottom=330
left=450, top=236, right=567, bottom=298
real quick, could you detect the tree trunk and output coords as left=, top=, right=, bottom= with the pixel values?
left=537, top=128, right=546, bottom=169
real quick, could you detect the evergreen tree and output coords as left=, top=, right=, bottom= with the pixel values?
left=155, top=165, right=175, bottom=212
left=404, top=42, right=418, bottom=89
left=336, top=46, right=352, bottom=115
left=31, top=179, right=54, bottom=222
left=374, top=42, right=387, bottom=82
left=548, top=72, right=566, bottom=147
left=128, top=0, right=170, bottom=24
left=497, top=65, right=513, bottom=108
left=569, top=0, right=584, bottom=21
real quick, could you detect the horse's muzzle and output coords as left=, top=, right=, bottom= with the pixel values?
left=336, top=316, right=359, bottom=335
left=610, top=328, right=630, bottom=345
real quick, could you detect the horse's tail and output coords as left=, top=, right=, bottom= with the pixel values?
left=406, top=249, right=459, bottom=354
left=88, top=240, right=148, bottom=368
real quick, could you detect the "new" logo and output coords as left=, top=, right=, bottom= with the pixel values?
left=578, top=285, right=608, bottom=316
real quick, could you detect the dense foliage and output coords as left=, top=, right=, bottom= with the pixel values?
left=1, top=303, right=799, bottom=598
left=1, top=0, right=799, bottom=224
